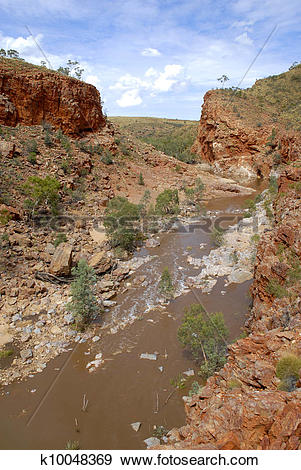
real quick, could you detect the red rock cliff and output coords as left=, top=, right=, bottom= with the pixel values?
left=0, top=58, right=106, bottom=135
left=192, top=89, right=301, bottom=180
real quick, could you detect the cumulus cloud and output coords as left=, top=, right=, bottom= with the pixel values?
left=112, top=64, right=185, bottom=107
left=141, top=47, right=161, bottom=57
left=0, top=33, right=44, bottom=54
left=235, top=32, right=253, bottom=46
left=153, top=64, right=183, bottom=92
left=145, top=67, right=158, bottom=77
left=116, top=89, right=142, bottom=107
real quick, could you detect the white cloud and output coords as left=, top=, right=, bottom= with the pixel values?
left=235, top=32, right=254, bottom=46
left=85, top=74, right=101, bottom=88
left=116, top=89, right=142, bottom=107
left=145, top=67, right=158, bottom=77
left=153, top=64, right=184, bottom=91
left=141, top=47, right=161, bottom=57
left=0, top=33, right=44, bottom=54
left=112, top=64, right=185, bottom=107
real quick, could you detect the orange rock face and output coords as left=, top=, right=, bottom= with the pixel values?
left=0, top=59, right=106, bottom=135
left=192, top=90, right=301, bottom=179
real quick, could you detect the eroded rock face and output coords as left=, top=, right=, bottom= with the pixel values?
left=156, top=164, right=301, bottom=450
left=192, top=90, right=301, bottom=180
left=0, top=59, right=106, bottom=135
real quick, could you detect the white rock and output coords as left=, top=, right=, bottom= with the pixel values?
left=131, top=422, right=141, bottom=432
left=140, top=353, right=157, bottom=361
left=50, top=326, right=62, bottom=335
left=144, top=437, right=160, bottom=448
left=183, top=369, right=195, bottom=377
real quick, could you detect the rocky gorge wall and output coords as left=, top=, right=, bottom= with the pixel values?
left=157, top=163, right=301, bottom=450
left=192, top=89, right=301, bottom=180
left=0, top=58, right=106, bottom=135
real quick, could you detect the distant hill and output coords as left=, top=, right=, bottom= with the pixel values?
left=110, top=116, right=199, bottom=163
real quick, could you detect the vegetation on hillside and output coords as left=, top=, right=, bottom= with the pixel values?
left=110, top=116, right=199, bottom=163
left=104, top=196, right=143, bottom=252
left=217, top=63, right=301, bottom=132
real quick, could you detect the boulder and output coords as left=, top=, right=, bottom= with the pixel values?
left=49, top=243, right=73, bottom=276
left=20, top=348, right=33, bottom=361
left=145, top=238, right=160, bottom=248
left=0, top=140, right=15, bottom=158
left=88, top=251, right=113, bottom=274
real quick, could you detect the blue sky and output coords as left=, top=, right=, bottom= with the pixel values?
left=0, top=0, right=300, bottom=119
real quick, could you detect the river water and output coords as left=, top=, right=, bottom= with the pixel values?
left=0, top=189, right=262, bottom=450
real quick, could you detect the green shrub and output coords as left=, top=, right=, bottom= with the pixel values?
left=101, top=149, right=113, bottom=165
left=228, top=378, right=241, bottom=389
left=276, top=354, right=301, bottom=391
left=266, top=279, right=288, bottom=298
left=138, top=172, right=145, bottom=186
left=158, top=267, right=174, bottom=300
left=61, top=159, right=71, bottom=174
left=42, top=120, right=52, bottom=133
left=184, top=178, right=204, bottom=205
left=155, top=189, right=179, bottom=215
left=44, top=131, right=53, bottom=148
left=120, top=143, right=130, bottom=156
left=104, top=196, right=142, bottom=252
left=61, top=135, right=72, bottom=157
left=27, top=151, right=37, bottom=164
left=56, top=129, right=64, bottom=141
left=178, top=304, right=229, bottom=379
left=211, top=226, right=225, bottom=247
left=25, top=139, right=38, bottom=154
left=269, top=175, right=278, bottom=195
left=188, top=381, right=202, bottom=396
left=0, top=349, right=13, bottom=359
left=251, top=233, right=260, bottom=244
left=67, top=260, right=99, bottom=331
left=170, top=373, right=186, bottom=390
left=53, top=233, right=67, bottom=248
left=22, top=175, right=60, bottom=215
left=153, top=425, right=168, bottom=439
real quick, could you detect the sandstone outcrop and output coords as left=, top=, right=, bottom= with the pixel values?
left=0, top=58, right=106, bottom=135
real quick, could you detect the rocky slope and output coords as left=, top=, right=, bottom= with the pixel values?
left=192, top=66, right=301, bottom=180
left=156, top=163, right=301, bottom=450
left=0, top=58, right=105, bottom=135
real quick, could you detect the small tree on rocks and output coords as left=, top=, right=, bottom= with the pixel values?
left=67, top=259, right=99, bottom=330
left=178, top=304, right=229, bottom=379
left=158, top=267, right=174, bottom=300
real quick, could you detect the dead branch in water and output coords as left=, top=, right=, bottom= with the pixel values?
left=81, top=394, right=88, bottom=412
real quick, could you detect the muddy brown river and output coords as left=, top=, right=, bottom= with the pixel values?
left=0, top=187, right=263, bottom=450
